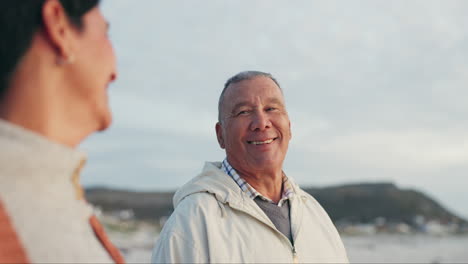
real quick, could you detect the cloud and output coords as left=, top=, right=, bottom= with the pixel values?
left=311, top=129, right=468, bottom=169
left=80, top=0, right=468, bottom=218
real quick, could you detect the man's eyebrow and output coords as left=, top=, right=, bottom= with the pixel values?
left=266, top=98, right=285, bottom=106
left=230, top=98, right=285, bottom=113
left=230, top=102, right=252, bottom=113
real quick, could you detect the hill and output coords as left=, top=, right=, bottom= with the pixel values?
left=85, top=182, right=466, bottom=225
left=303, top=183, right=464, bottom=224
left=86, top=188, right=173, bottom=221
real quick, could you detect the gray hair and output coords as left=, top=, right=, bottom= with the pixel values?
left=217, top=71, right=282, bottom=123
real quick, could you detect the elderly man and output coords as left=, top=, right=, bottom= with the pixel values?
left=151, top=71, right=348, bottom=263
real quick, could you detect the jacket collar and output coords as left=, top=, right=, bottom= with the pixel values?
left=173, top=161, right=308, bottom=246
left=173, top=162, right=239, bottom=207
left=173, top=161, right=307, bottom=208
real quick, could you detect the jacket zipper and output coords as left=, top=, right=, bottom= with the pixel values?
left=292, top=246, right=298, bottom=264
left=228, top=196, right=303, bottom=262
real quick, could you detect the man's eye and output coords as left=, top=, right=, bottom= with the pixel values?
left=237, top=110, right=249, bottom=116
left=266, top=107, right=277, bottom=112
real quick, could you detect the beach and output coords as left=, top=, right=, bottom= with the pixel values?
left=107, top=228, right=468, bottom=263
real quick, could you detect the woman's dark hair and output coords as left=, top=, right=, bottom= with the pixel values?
left=0, top=0, right=100, bottom=99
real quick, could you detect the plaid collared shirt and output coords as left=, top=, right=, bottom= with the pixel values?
left=221, top=158, right=294, bottom=207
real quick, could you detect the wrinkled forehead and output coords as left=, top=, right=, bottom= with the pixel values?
left=224, top=77, right=285, bottom=107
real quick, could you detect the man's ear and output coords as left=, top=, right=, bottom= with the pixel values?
left=288, top=120, right=292, bottom=140
left=41, top=0, right=75, bottom=61
left=215, top=122, right=225, bottom=149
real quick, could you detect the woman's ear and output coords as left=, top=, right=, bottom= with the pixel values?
left=41, top=0, right=75, bottom=63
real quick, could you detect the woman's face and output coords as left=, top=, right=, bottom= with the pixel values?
left=67, top=7, right=117, bottom=131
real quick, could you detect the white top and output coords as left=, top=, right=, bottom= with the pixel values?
left=0, top=119, right=114, bottom=263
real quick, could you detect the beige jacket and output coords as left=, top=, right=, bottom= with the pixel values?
left=0, top=120, right=123, bottom=263
left=152, top=162, right=349, bottom=263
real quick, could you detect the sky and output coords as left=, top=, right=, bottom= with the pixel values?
left=81, top=0, right=468, bottom=219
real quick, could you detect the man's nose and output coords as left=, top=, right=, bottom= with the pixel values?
left=249, top=111, right=271, bottom=131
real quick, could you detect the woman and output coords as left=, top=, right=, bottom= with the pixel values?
left=0, top=0, right=124, bottom=262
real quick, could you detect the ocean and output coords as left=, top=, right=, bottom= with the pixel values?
left=109, top=230, right=468, bottom=263
left=343, top=234, right=468, bottom=263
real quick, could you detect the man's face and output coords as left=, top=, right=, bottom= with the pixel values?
left=216, top=76, right=291, bottom=173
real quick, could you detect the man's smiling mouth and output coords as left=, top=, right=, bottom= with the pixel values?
left=247, top=137, right=278, bottom=145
